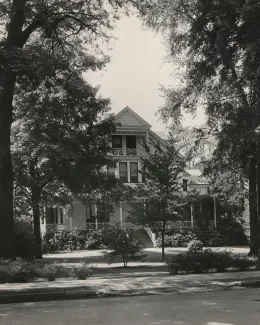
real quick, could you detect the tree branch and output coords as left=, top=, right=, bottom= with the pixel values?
left=19, top=20, right=42, bottom=47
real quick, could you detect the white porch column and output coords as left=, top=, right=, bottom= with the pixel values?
left=213, top=196, right=217, bottom=228
left=190, top=204, right=194, bottom=227
left=95, top=203, right=98, bottom=231
left=43, top=206, right=47, bottom=234
left=120, top=202, right=123, bottom=227
left=138, top=161, right=142, bottom=183
left=69, top=217, right=73, bottom=231
left=127, top=162, right=130, bottom=183
left=43, top=217, right=47, bottom=233
left=146, top=131, right=149, bottom=143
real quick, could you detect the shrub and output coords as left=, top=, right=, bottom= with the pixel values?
left=210, top=250, right=232, bottom=272
left=155, top=231, right=198, bottom=248
left=0, top=260, right=37, bottom=283
left=193, top=227, right=229, bottom=247
left=42, top=230, right=106, bottom=253
left=230, top=256, right=255, bottom=271
left=217, top=216, right=248, bottom=246
left=155, top=235, right=175, bottom=248
left=166, top=252, right=210, bottom=274
left=187, top=240, right=203, bottom=252
left=102, top=224, right=146, bottom=267
left=74, top=264, right=92, bottom=280
left=166, top=249, right=237, bottom=274
left=14, top=216, right=34, bottom=260
left=84, top=231, right=105, bottom=250
left=171, top=233, right=186, bottom=247
left=39, top=264, right=59, bottom=281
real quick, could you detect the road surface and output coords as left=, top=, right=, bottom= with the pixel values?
left=1, top=288, right=260, bottom=325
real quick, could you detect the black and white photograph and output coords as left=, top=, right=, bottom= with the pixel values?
left=0, top=1, right=260, bottom=324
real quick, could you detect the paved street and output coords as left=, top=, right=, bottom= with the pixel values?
left=1, top=288, right=260, bottom=325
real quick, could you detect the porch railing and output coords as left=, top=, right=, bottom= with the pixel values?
left=45, top=224, right=67, bottom=232
left=43, top=220, right=216, bottom=234
left=111, top=149, right=147, bottom=156
left=149, top=220, right=215, bottom=229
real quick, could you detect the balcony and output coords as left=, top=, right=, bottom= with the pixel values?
left=111, top=148, right=147, bottom=156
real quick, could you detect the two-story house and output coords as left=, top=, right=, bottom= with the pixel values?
left=42, top=107, right=216, bottom=235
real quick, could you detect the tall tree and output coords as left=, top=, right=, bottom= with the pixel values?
left=12, top=65, right=116, bottom=258
left=169, top=125, right=216, bottom=169
left=128, top=140, right=186, bottom=259
left=141, top=0, right=260, bottom=255
left=0, top=0, right=142, bottom=259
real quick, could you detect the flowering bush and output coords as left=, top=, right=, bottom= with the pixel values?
left=155, top=231, right=198, bottom=248
left=187, top=240, right=204, bottom=252
left=42, top=230, right=105, bottom=253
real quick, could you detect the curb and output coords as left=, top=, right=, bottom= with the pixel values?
left=0, top=287, right=97, bottom=304
left=0, top=279, right=259, bottom=304
left=240, top=280, right=260, bottom=287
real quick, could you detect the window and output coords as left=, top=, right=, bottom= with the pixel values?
left=183, top=179, right=188, bottom=192
left=126, top=135, right=136, bottom=149
left=107, top=166, right=115, bottom=175
left=86, top=203, right=96, bottom=223
left=60, top=208, right=64, bottom=224
left=112, top=135, right=122, bottom=148
left=119, top=162, right=128, bottom=182
left=130, top=162, right=138, bottom=183
left=46, top=207, right=58, bottom=224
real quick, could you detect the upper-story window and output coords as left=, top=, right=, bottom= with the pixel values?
left=112, top=135, right=122, bottom=148
left=183, top=179, right=188, bottom=192
left=126, top=135, right=136, bottom=149
left=130, top=162, right=138, bottom=183
left=119, top=161, right=140, bottom=183
left=119, top=162, right=128, bottom=183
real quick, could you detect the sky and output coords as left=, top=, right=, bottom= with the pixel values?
left=87, top=15, right=206, bottom=132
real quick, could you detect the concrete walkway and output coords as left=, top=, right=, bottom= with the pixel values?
left=43, top=246, right=250, bottom=259
left=41, top=246, right=250, bottom=264
left=0, top=268, right=259, bottom=304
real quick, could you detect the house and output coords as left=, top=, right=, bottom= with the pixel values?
left=41, top=106, right=216, bottom=235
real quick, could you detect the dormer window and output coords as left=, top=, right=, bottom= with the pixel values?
left=112, top=135, right=122, bottom=148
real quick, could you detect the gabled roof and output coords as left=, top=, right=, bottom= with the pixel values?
left=190, top=180, right=209, bottom=186
left=149, top=130, right=168, bottom=145
left=114, top=106, right=151, bottom=128
left=153, top=131, right=168, bottom=140
left=184, top=169, right=203, bottom=177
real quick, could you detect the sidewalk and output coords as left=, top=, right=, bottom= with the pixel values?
left=0, top=269, right=259, bottom=304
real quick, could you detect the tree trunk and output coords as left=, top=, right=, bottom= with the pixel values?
left=32, top=189, right=42, bottom=259
left=249, top=155, right=258, bottom=256
left=257, top=145, right=260, bottom=267
left=0, top=72, right=17, bottom=260
left=161, top=220, right=166, bottom=260
left=0, top=1, right=26, bottom=259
